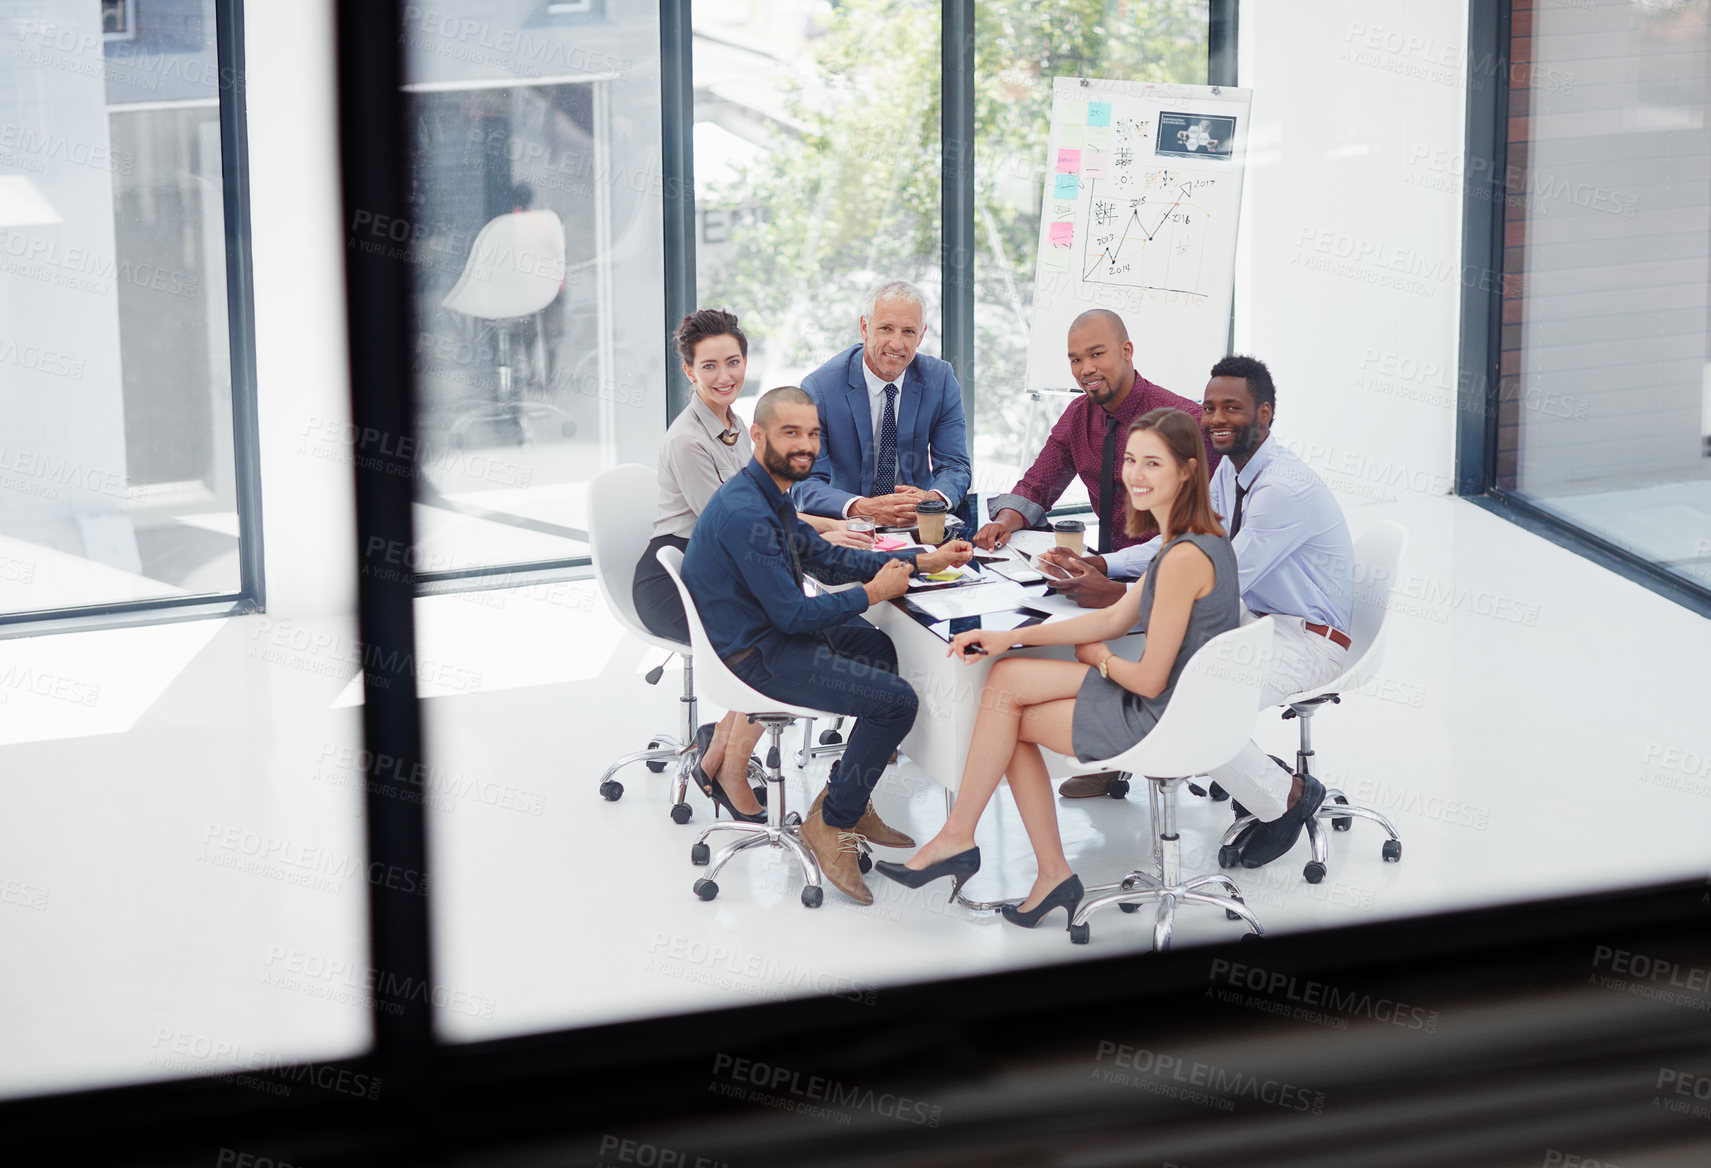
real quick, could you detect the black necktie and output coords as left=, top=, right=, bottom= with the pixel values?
left=873, top=384, right=899, bottom=495
left=1229, top=479, right=1250, bottom=539
left=1096, top=412, right=1119, bottom=554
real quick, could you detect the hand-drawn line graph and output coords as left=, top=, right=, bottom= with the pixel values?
left=1080, top=176, right=1213, bottom=296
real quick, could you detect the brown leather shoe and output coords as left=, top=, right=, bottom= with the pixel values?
left=800, top=811, right=873, bottom=906
left=1058, top=771, right=1123, bottom=798
left=809, top=788, right=916, bottom=849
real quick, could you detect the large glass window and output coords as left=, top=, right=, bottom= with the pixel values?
left=399, top=0, right=666, bottom=577
left=0, top=0, right=248, bottom=617
left=1498, top=0, right=1711, bottom=594
left=691, top=0, right=943, bottom=410
left=972, top=1, right=1208, bottom=503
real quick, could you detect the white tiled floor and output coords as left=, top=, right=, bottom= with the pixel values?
left=4, top=493, right=1710, bottom=1099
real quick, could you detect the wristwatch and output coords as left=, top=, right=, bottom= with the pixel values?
left=1097, top=654, right=1113, bottom=680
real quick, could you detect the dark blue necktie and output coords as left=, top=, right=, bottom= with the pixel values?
left=873, top=383, right=899, bottom=496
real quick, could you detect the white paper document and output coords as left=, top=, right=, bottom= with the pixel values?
left=909, top=581, right=1030, bottom=622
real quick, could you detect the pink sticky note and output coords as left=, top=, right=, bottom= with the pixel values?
left=873, top=535, right=908, bottom=551
left=1056, top=148, right=1082, bottom=175
left=1049, top=222, right=1074, bottom=248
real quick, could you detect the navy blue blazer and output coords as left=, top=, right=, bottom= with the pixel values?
left=792, top=345, right=972, bottom=517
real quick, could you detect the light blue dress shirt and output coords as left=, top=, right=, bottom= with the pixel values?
left=1102, top=435, right=1354, bottom=631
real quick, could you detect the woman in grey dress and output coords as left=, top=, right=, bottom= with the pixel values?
left=874, top=408, right=1238, bottom=928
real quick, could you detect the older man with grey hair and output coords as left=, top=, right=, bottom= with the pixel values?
left=793, top=279, right=973, bottom=528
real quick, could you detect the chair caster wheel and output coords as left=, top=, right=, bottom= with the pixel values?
left=646, top=742, right=668, bottom=773
left=1119, top=902, right=1139, bottom=914
left=1186, top=782, right=1206, bottom=797
left=1218, top=844, right=1242, bottom=869
left=857, top=853, right=872, bottom=874
left=1226, top=907, right=1244, bottom=921
left=1332, top=795, right=1351, bottom=831
left=1303, top=861, right=1326, bottom=884
left=1068, top=922, right=1090, bottom=945
left=693, top=878, right=718, bottom=901
left=801, top=885, right=823, bottom=908
left=1239, top=930, right=1263, bottom=943
left=669, top=802, right=693, bottom=824
left=599, top=779, right=623, bottom=801
left=784, top=811, right=802, bottom=828
left=1208, top=781, right=1230, bottom=802
left=818, top=729, right=843, bottom=745
left=690, top=842, right=710, bottom=866
left=1382, top=839, right=1402, bottom=862
left=1107, top=778, right=1130, bottom=799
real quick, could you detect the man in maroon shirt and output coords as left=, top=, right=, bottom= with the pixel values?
left=973, top=309, right=1211, bottom=553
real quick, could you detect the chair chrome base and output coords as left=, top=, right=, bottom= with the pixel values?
left=1070, top=776, right=1264, bottom=949
left=1215, top=697, right=1404, bottom=883
left=689, top=717, right=827, bottom=908
left=596, top=654, right=698, bottom=823
left=937, top=788, right=1024, bottom=914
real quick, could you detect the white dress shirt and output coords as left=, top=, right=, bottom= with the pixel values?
left=843, top=358, right=946, bottom=516
left=1102, top=434, right=1354, bottom=631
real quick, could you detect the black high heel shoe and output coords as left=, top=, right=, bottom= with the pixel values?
left=873, top=847, right=981, bottom=905
left=999, top=874, right=1084, bottom=929
left=691, top=723, right=764, bottom=823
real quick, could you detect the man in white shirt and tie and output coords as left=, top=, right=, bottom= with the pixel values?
left=1039, top=355, right=1355, bottom=870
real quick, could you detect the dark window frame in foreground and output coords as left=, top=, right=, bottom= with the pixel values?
left=1454, top=0, right=1711, bottom=620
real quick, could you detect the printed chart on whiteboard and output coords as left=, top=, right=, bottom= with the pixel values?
left=1026, top=78, right=1252, bottom=398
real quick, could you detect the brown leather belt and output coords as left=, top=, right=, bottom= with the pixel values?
left=1304, top=622, right=1352, bottom=651
left=1253, top=612, right=1352, bottom=651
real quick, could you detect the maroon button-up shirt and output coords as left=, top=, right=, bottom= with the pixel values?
left=988, top=374, right=1215, bottom=553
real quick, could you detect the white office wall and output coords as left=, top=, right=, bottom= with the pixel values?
left=1235, top=0, right=1469, bottom=504
left=244, top=0, right=357, bottom=618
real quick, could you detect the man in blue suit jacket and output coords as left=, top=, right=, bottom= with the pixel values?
left=793, top=280, right=972, bottom=528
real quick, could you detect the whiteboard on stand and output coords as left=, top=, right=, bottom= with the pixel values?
left=1026, top=77, right=1252, bottom=401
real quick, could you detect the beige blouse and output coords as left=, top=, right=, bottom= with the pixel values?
left=651, top=395, right=753, bottom=540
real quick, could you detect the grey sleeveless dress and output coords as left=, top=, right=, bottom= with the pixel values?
left=1071, top=531, right=1240, bottom=763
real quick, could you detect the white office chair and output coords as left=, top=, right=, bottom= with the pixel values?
left=1066, top=618, right=1277, bottom=950
left=588, top=464, right=700, bottom=823
left=1218, top=521, right=1411, bottom=883
left=658, top=546, right=844, bottom=909
left=440, top=209, right=574, bottom=445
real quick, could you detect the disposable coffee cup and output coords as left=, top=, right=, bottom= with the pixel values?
left=915, top=499, right=949, bottom=545
left=1053, top=519, right=1085, bottom=555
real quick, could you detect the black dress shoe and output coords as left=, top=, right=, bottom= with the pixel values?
left=1000, top=874, right=1084, bottom=929
left=1240, top=775, right=1325, bottom=869
left=873, top=847, right=981, bottom=905
left=692, top=723, right=763, bottom=823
